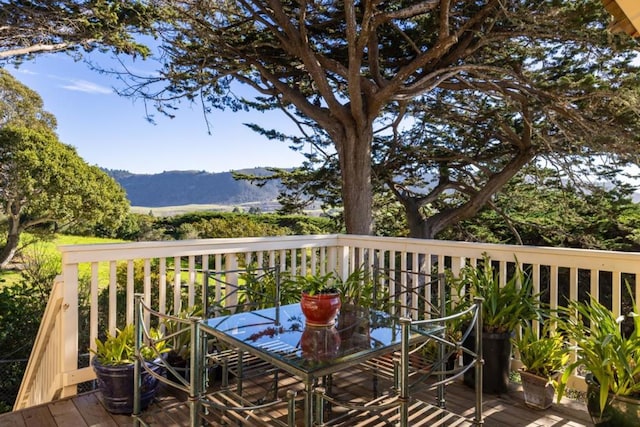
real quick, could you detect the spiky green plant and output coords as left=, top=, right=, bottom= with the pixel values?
left=92, top=324, right=169, bottom=365
left=556, top=289, right=640, bottom=413
left=456, top=253, right=538, bottom=333
left=515, top=323, right=569, bottom=380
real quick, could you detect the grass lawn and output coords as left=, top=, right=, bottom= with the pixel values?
left=0, top=234, right=128, bottom=289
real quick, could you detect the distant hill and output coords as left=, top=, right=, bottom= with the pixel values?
left=107, top=168, right=640, bottom=210
left=106, top=168, right=282, bottom=208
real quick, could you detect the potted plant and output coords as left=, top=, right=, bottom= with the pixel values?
left=91, top=324, right=169, bottom=414
left=332, top=267, right=388, bottom=349
left=163, top=306, right=201, bottom=383
left=455, top=253, right=539, bottom=394
left=514, top=322, right=569, bottom=409
left=556, top=290, right=640, bottom=426
left=333, top=266, right=386, bottom=310
left=290, top=272, right=341, bottom=326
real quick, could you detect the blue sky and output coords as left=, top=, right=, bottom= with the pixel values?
left=7, top=53, right=307, bottom=174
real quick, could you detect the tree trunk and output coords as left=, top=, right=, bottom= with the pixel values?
left=402, top=197, right=429, bottom=238
left=0, top=214, right=21, bottom=268
left=338, top=131, right=373, bottom=235
left=403, top=150, right=535, bottom=240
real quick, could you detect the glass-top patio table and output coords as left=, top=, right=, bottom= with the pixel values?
left=200, top=303, right=443, bottom=427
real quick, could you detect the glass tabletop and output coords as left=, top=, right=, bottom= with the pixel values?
left=200, top=303, right=442, bottom=379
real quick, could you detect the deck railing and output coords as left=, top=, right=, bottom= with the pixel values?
left=13, top=234, right=640, bottom=410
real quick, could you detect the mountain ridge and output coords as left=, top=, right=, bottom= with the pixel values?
left=105, top=168, right=282, bottom=208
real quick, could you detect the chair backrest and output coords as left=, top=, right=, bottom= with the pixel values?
left=371, top=268, right=446, bottom=321
left=203, top=266, right=283, bottom=318
left=398, top=296, right=483, bottom=425
left=133, top=293, right=297, bottom=427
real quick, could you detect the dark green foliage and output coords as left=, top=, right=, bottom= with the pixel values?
left=0, top=248, right=58, bottom=411
left=0, top=282, right=47, bottom=359
left=441, top=169, right=640, bottom=251
left=157, top=211, right=335, bottom=240
left=0, top=0, right=157, bottom=61
left=0, top=69, right=56, bottom=129
left=0, top=124, right=130, bottom=266
left=0, top=71, right=129, bottom=266
left=255, top=214, right=337, bottom=235
left=113, top=213, right=168, bottom=241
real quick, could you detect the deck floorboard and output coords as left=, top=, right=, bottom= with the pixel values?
left=0, top=370, right=592, bottom=426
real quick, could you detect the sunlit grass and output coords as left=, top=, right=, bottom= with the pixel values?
left=0, top=234, right=128, bottom=289
left=54, top=234, right=125, bottom=246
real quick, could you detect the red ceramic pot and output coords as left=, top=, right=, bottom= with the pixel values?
left=300, top=292, right=341, bottom=326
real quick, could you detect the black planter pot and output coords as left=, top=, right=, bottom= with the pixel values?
left=586, top=373, right=640, bottom=426
left=92, top=358, right=165, bottom=414
left=166, top=352, right=190, bottom=384
left=463, top=331, right=512, bottom=394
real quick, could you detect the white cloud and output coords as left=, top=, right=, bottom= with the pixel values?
left=13, top=68, right=38, bottom=76
left=61, top=80, right=113, bottom=95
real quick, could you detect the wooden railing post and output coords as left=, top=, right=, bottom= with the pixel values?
left=335, top=244, right=350, bottom=280
left=60, top=257, right=79, bottom=398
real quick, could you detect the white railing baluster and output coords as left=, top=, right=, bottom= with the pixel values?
left=90, top=263, right=99, bottom=357
left=319, top=246, right=325, bottom=273
left=499, top=261, right=507, bottom=287
left=532, top=263, right=541, bottom=334
left=291, top=248, right=297, bottom=276
left=201, top=254, right=209, bottom=312
left=310, top=247, right=317, bottom=275
left=226, top=254, right=239, bottom=308
left=173, top=256, right=181, bottom=313
left=589, top=268, right=598, bottom=304
left=437, top=254, right=445, bottom=275
left=159, top=257, right=167, bottom=315
left=279, top=249, right=287, bottom=273
left=108, top=261, right=117, bottom=335
left=300, top=247, right=307, bottom=276
left=126, top=259, right=134, bottom=325
left=550, top=265, right=559, bottom=311
left=144, top=259, right=151, bottom=327
left=612, top=272, right=621, bottom=318
left=187, top=256, right=196, bottom=308
left=569, top=267, right=579, bottom=307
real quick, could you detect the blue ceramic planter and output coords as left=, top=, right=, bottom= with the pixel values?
left=92, top=358, right=164, bottom=414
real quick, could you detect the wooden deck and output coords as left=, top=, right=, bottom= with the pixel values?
left=0, top=370, right=593, bottom=427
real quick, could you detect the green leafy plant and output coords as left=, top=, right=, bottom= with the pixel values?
left=333, top=267, right=388, bottom=308
left=92, top=324, right=169, bottom=365
left=238, top=266, right=300, bottom=307
left=290, top=272, right=339, bottom=296
left=163, top=306, right=202, bottom=362
left=514, top=323, right=569, bottom=380
left=208, top=266, right=299, bottom=316
left=556, top=289, right=640, bottom=413
left=455, top=253, right=538, bottom=333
